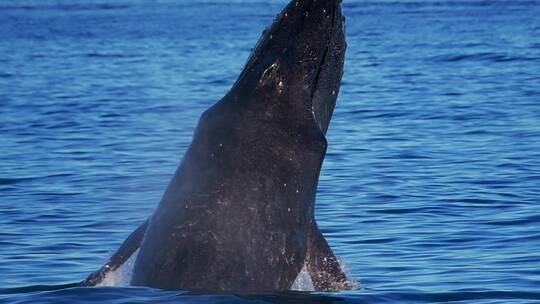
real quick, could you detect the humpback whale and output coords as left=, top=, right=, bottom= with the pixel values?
left=83, top=0, right=348, bottom=292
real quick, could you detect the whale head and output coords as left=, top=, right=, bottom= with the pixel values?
left=230, top=0, right=346, bottom=135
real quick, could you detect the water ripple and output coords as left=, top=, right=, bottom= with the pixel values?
left=429, top=53, right=539, bottom=63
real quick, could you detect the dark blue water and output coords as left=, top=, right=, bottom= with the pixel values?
left=1, top=0, right=539, bottom=303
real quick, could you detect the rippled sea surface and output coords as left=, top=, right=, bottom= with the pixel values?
left=1, top=0, right=539, bottom=303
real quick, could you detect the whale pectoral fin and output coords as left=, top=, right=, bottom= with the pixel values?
left=81, top=219, right=149, bottom=286
left=306, top=223, right=352, bottom=291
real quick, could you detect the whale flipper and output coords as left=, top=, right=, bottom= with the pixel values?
left=306, top=224, right=351, bottom=291
left=81, top=219, right=148, bottom=286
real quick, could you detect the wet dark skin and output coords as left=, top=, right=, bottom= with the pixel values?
left=83, top=0, right=349, bottom=292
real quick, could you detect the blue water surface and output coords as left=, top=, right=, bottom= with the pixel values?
left=1, top=0, right=539, bottom=303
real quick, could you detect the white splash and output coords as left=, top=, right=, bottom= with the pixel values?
left=336, top=257, right=361, bottom=291
left=291, top=266, right=315, bottom=291
left=291, top=258, right=360, bottom=292
left=97, top=250, right=138, bottom=287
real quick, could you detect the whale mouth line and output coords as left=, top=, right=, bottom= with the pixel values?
left=309, top=1, right=339, bottom=101
left=308, top=0, right=343, bottom=134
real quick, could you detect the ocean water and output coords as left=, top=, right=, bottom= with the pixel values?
left=1, top=0, right=539, bottom=303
